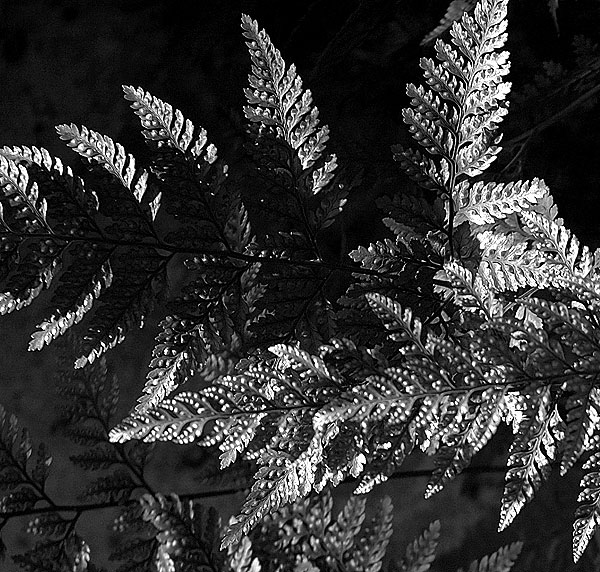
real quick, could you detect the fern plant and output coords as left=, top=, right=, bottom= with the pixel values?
left=2, top=0, right=600, bottom=569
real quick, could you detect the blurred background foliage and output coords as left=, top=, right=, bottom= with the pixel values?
left=1, top=0, right=600, bottom=569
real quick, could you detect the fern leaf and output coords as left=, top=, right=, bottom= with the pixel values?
left=0, top=404, right=52, bottom=514
left=0, top=144, right=99, bottom=218
left=397, top=520, right=440, bottom=572
left=573, top=451, right=600, bottom=562
left=421, top=0, right=477, bottom=46
left=109, top=391, right=214, bottom=445
left=111, top=503, right=159, bottom=572
left=398, top=0, right=511, bottom=196
left=74, top=247, right=167, bottom=368
left=521, top=211, right=594, bottom=279
left=29, top=259, right=113, bottom=350
left=0, top=154, right=51, bottom=232
left=123, top=85, right=209, bottom=157
left=365, top=293, right=427, bottom=352
left=346, top=496, right=394, bottom=572
left=13, top=534, right=94, bottom=572
left=435, top=261, right=501, bottom=320
left=227, top=536, right=261, bottom=572
left=0, top=248, right=62, bottom=316
left=324, top=494, right=367, bottom=556
left=478, top=231, right=549, bottom=291
left=310, top=181, right=349, bottom=231
left=222, top=433, right=328, bottom=549
left=83, top=469, right=137, bottom=502
left=139, top=493, right=220, bottom=570
left=241, top=14, right=329, bottom=171
left=391, top=146, right=446, bottom=192
left=562, top=384, right=600, bottom=475
left=219, top=414, right=267, bottom=469
left=270, top=343, right=335, bottom=382
left=240, top=12, right=345, bottom=242
left=460, top=542, right=522, bottom=572
left=156, top=546, right=176, bottom=572
left=499, top=389, right=563, bottom=530
left=426, top=388, right=506, bottom=497
left=454, top=178, right=548, bottom=226
left=135, top=316, right=204, bottom=414
left=56, top=123, right=137, bottom=189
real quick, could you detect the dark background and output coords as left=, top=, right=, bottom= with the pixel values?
left=1, top=0, right=600, bottom=569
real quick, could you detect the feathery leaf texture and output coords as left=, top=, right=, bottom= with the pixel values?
left=573, top=451, right=600, bottom=562
left=458, top=542, right=522, bottom=572
left=499, top=389, right=564, bottom=531
left=397, top=0, right=511, bottom=198
left=123, top=85, right=209, bottom=157
left=241, top=14, right=331, bottom=173
left=397, top=521, right=440, bottom=572
left=454, top=178, right=548, bottom=226
left=0, top=404, right=52, bottom=514
left=2, top=0, right=600, bottom=566
left=139, top=493, right=221, bottom=572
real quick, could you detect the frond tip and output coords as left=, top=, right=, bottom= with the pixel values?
left=241, top=13, right=333, bottom=175
left=56, top=123, right=137, bottom=190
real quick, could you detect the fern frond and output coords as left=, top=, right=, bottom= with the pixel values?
left=562, top=383, right=600, bottom=475
left=573, top=451, right=600, bottom=562
left=521, top=211, right=594, bottom=279
left=323, top=494, right=367, bottom=557
left=435, top=261, right=501, bottom=320
left=241, top=12, right=347, bottom=243
left=56, top=123, right=137, bottom=190
left=478, top=231, right=549, bottom=291
left=112, top=503, right=159, bottom=572
left=227, top=536, right=260, bottom=572
left=454, top=178, right=548, bottom=226
left=0, top=247, right=62, bottom=316
left=123, top=85, right=209, bottom=157
left=459, top=542, right=523, bottom=572
left=241, top=14, right=329, bottom=172
left=398, top=0, right=511, bottom=193
left=74, top=247, right=168, bottom=368
left=397, top=520, right=440, bottom=572
left=109, top=391, right=217, bottom=445
left=346, top=496, right=394, bottom=572
left=135, top=316, right=204, bottom=414
left=0, top=404, right=52, bottom=513
left=13, top=534, right=94, bottom=572
left=365, top=293, right=427, bottom=352
left=83, top=470, right=137, bottom=502
left=222, top=431, right=330, bottom=549
left=29, top=259, right=113, bottom=350
left=426, top=388, right=506, bottom=497
left=499, top=389, right=564, bottom=530
left=112, top=358, right=338, bottom=446
left=0, top=144, right=99, bottom=220
left=139, top=493, right=221, bottom=571
left=0, top=154, right=51, bottom=233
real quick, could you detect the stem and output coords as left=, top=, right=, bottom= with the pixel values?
left=0, top=228, right=441, bottom=279
left=0, top=464, right=508, bottom=520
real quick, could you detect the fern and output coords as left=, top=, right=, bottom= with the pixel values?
left=396, top=520, right=440, bottom=572
left=3, top=0, right=600, bottom=567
